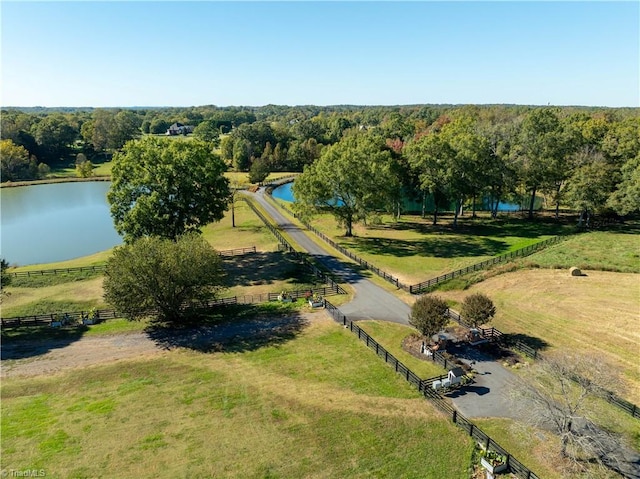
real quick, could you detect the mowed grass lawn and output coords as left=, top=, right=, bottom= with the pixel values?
left=303, top=212, right=571, bottom=285
left=439, top=269, right=640, bottom=402
left=1, top=317, right=474, bottom=479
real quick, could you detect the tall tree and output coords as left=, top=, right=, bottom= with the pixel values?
left=607, top=155, right=640, bottom=216
left=108, top=137, right=229, bottom=241
left=192, top=119, right=222, bottom=146
left=565, top=154, right=617, bottom=227
left=30, top=113, right=77, bottom=164
left=0, top=139, right=38, bottom=181
left=405, top=132, right=456, bottom=225
left=103, top=233, right=226, bottom=323
left=293, top=132, right=395, bottom=236
left=515, top=108, right=569, bottom=219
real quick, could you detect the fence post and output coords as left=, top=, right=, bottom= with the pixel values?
left=452, top=410, right=457, bottom=423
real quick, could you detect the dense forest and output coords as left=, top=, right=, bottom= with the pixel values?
left=1, top=104, right=638, bottom=222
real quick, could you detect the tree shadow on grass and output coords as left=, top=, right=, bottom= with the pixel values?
left=501, top=333, right=551, bottom=352
left=222, top=252, right=321, bottom=288
left=347, top=236, right=508, bottom=259
left=1, top=325, right=89, bottom=360
left=145, top=305, right=309, bottom=354
left=368, top=215, right=572, bottom=239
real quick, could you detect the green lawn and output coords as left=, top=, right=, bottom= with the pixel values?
left=357, top=321, right=447, bottom=379
left=524, top=228, right=640, bottom=273
left=295, top=211, right=572, bottom=285
left=1, top=317, right=474, bottom=479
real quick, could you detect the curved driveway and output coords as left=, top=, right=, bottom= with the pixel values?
left=252, top=189, right=411, bottom=324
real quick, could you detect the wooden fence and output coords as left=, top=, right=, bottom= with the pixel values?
left=10, top=246, right=258, bottom=278
left=0, top=284, right=344, bottom=329
left=275, top=202, right=408, bottom=290
left=323, top=299, right=541, bottom=479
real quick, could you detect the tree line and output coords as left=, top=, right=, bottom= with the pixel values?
left=1, top=104, right=638, bottom=228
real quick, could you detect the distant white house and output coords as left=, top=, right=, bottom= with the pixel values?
left=166, top=122, right=194, bottom=136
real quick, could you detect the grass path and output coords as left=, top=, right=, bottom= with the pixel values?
left=1, top=316, right=474, bottom=479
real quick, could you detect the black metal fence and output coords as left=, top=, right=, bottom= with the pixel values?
left=10, top=246, right=258, bottom=278
left=324, top=299, right=541, bottom=479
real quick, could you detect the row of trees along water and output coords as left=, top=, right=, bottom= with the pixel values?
left=1, top=105, right=638, bottom=227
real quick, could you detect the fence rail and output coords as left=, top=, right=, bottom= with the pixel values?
left=241, top=198, right=347, bottom=296
left=274, top=202, right=409, bottom=290
left=409, top=236, right=565, bottom=294
left=324, top=299, right=541, bottom=479
left=10, top=246, right=258, bottom=278
left=0, top=284, right=343, bottom=329
left=270, top=196, right=565, bottom=295
left=444, top=308, right=639, bottom=420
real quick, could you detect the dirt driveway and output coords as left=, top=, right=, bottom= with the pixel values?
left=1, top=312, right=315, bottom=379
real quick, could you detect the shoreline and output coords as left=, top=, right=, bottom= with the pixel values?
left=0, top=176, right=111, bottom=188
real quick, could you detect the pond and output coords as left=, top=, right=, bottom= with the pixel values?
left=1, top=182, right=122, bottom=266
left=271, top=181, right=525, bottom=212
left=271, top=181, right=296, bottom=202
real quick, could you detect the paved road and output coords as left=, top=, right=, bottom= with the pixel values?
left=443, top=344, right=521, bottom=419
left=252, top=189, right=411, bottom=324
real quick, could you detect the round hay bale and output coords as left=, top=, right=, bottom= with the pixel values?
left=569, top=266, right=582, bottom=276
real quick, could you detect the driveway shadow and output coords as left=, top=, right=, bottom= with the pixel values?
left=445, top=385, right=491, bottom=398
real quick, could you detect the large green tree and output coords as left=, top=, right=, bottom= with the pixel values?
left=192, top=119, right=222, bottom=146
left=84, top=109, right=140, bottom=152
left=515, top=108, right=571, bottom=219
left=293, top=132, right=395, bottom=236
left=103, top=234, right=226, bottom=323
left=108, top=137, right=230, bottom=241
left=607, top=155, right=640, bottom=215
left=405, top=132, right=456, bottom=225
left=0, top=139, right=38, bottom=181
left=460, top=293, right=496, bottom=328
left=30, top=113, right=78, bottom=164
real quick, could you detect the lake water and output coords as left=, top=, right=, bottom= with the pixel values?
left=271, top=182, right=296, bottom=202
left=1, top=182, right=122, bottom=266
left=271, top=182, right=523, bottom=211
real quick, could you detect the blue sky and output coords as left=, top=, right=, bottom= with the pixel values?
left=1, top=1, right=638, bottom=107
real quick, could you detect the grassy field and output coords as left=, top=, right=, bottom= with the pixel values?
left=357, top=321, right=446, bottom=379
left=301, top=211, right=572, bottom=285
left=438, top=269, right=640, bottom=402
left=524, top=228, right=640, bottom=273
left=33, top=164, right=295, bottom=186
left=1, top=317, right=474, bottom=479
